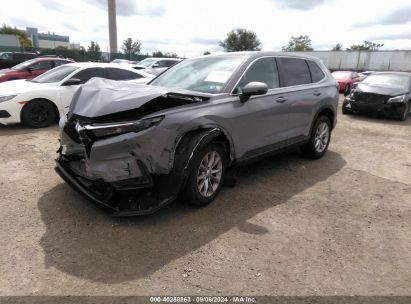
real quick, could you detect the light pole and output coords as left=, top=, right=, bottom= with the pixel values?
left=108, top=0, right=117, bottom=54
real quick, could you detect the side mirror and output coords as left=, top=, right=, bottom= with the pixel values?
left=62, top=78, right=81, bottom=86
left=27, top=67, right=34, bottom=73
left=152, top=63, right=160, bottom=68
left=240, top=82, right=268, bottom=102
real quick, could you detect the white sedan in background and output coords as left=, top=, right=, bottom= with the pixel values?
left=133, top=57, right=182, bottom=76
left=0, top=62, right=154, bottom=128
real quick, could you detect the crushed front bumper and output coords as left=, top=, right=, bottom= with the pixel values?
left=55, top=155, right=179, bottom=217
left=344, top=97, right=406, bottom=116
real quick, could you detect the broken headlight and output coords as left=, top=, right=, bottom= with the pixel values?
left=387, top=95, right=406, bottom=104
left=82, top=116, right=164, bottom=139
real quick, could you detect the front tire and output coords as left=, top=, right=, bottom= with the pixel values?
left=342, top=100, right=353, bottom=115
left=21, top=100, right=56, bottom=128
left=181, top=143, right=227, bottom=207
left=397, top=101, right=410, bottom=121
left=301, top=116, right=331, bottom=159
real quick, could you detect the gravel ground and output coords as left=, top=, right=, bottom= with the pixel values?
left=0, top=96, right=410, bottom=296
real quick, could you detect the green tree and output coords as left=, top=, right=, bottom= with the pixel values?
left=219, top=28, right=261, bottom=52
left=0, top=24, right=32, bottom=48
left=203, top=51, right=211, bottom=55
left=346, top=40, right=384, bottom=51
left=331, top=43, right=343, bottom=51
left=121, top=38, right=141, bottom=59
left=87, top=41, right=102, bottom=61
left=282, top=35, right=314, bottom=51
left=152, top=51, right=178, bottom=58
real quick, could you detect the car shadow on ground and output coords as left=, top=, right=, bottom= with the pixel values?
left=0, top=124, right=58, bottom=136
left=38, top=149, right=346, bottom=284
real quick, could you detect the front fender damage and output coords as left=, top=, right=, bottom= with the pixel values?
left=56, top=79, right=217, bottom=216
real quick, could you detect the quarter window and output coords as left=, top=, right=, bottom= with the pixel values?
left=276, top=57, right=311, bottom=87
left=235, top=57, right=279, bottom=93
left=307, top=60, right=325, bottom=83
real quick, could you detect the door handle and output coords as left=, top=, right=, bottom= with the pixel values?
left=313, top=90, right=322, bottom=96
left=275, top=96, right=287, bottom=103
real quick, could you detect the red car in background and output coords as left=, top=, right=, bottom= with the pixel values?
left=332, top=71, right=363, bottom=93
left=0, top=57, right=74, bottom=83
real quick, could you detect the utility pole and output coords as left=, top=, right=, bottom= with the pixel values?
left=108, top=0, right=117, bottom=54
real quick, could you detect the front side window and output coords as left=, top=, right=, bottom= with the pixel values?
left=277, top=57, right=311, bottom=87
left=150, top=55, right=245, bottom=94
left=29, top=60, right=52, bottom=71
left=30, top=65, right=79, bottom=83
left=72, top=68, right=105, bottom=84
left=235, top=57, right=279, bottom=93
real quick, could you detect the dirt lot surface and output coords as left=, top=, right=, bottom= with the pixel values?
left=0, top=96, right=410, bottom=296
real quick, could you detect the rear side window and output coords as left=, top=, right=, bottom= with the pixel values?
left=307, top=60, right=325, bottom=82
left=72, top=68, right=105, bottom=84
left=235, top=57, right=279, bottom=92
left=277, top=57, right=311, bottom=87
left=105, top=68, right=142, bottom=80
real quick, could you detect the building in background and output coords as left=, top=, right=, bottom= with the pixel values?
left=26, top=27, right=77, bottom=49
left=0, top=34, right=20, bottom=48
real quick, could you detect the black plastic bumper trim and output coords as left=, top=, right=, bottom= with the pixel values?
left=55, top=161, right=118, bottom=213
left=0, top=110, right=11, bottom=118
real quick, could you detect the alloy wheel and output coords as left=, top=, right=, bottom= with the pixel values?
left=197, top=151, right=223, bottom=197
left=314, top=122, right=330, bottom=153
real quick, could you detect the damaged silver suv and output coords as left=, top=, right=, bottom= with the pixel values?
left=56, top=52, right=339, bottom=216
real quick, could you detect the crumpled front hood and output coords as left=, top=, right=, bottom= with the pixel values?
left=70, top=77, right=209, bottom=119
left=355, top=83, right=409, bottom=97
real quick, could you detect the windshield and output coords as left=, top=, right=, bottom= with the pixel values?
left=11, top=59, right=37, bottom=70
left=150, top=56, right=245, bottom=93
left=137, top=58, right=157, bottom=67
left=332, top=71, right=352, bottom=79
left=30, top=65, right=79, bottom=83
left=362, top=74, right=410, bottom=90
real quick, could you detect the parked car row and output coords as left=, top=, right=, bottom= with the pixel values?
left=0, top=62, right=154, bottom=127
left=1, top=51, right=409, bottom=216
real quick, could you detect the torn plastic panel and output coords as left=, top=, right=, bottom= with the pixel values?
left=57, top=79, right=226, bottom=215
left=56, top=127, right=225, bottom=216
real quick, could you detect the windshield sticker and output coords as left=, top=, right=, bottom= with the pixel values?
left=204, top=70, right=233, bottom=83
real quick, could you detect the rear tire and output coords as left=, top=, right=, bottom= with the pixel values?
left=181, top=143, right=227, bottom=207
left=301, top=116, right=331, bottom=159
left=21, top=100, right=56, bottom=128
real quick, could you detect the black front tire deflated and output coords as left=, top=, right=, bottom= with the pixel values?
left=181, top=143, right=227, bottom=207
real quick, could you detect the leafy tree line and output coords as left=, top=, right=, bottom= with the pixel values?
left=217, top=28, right=384, bottom=53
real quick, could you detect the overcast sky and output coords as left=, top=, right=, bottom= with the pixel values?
left=1, top=0, right=411, bottom=57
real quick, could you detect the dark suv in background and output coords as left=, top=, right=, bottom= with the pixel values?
left=0, top=52, right=37, bottom=69
left=56, top=52, right=339, bottom=216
